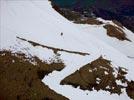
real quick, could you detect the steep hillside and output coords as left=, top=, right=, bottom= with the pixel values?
left=51, top=0, right=134, bottom=32
left=0, top=0, right=134, bottom=100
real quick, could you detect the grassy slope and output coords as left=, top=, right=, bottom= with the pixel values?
left=0, top=51, right=68, bottom=100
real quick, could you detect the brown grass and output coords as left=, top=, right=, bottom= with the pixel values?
left=0, top=51, right=68, bottom=100
left=104, top=24, right=130, bottom=41
left=126, top=81, right=134, bottom=99
left=60, top=57, right=134, bottom=99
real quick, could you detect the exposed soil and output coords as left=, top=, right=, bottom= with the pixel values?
left=17, top=37, right=89, bottom=56
left=60, top=57, right=134, bottom=99
left=0, top=51, right=68, bottom=100
left=126, top=81, right=134, bottom=99
left=103, top=24, right=130, bottom=41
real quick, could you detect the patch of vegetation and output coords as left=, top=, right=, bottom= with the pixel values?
left=60, top=57, right=134, bottom=99
left=103, top=24, right=130, bottom=41
left=0, top=51, right=68, bottom=100
left=126, top=81, right=134, bottom=99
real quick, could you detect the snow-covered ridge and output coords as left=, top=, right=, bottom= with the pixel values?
left=0, top=0, right=134, bottom=100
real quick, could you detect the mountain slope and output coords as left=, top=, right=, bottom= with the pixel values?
left=51, top=0, right=134, bottom=32
left=0, top=0, right=134, bottom=100
left=74, top=18, right=134, bottom=58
